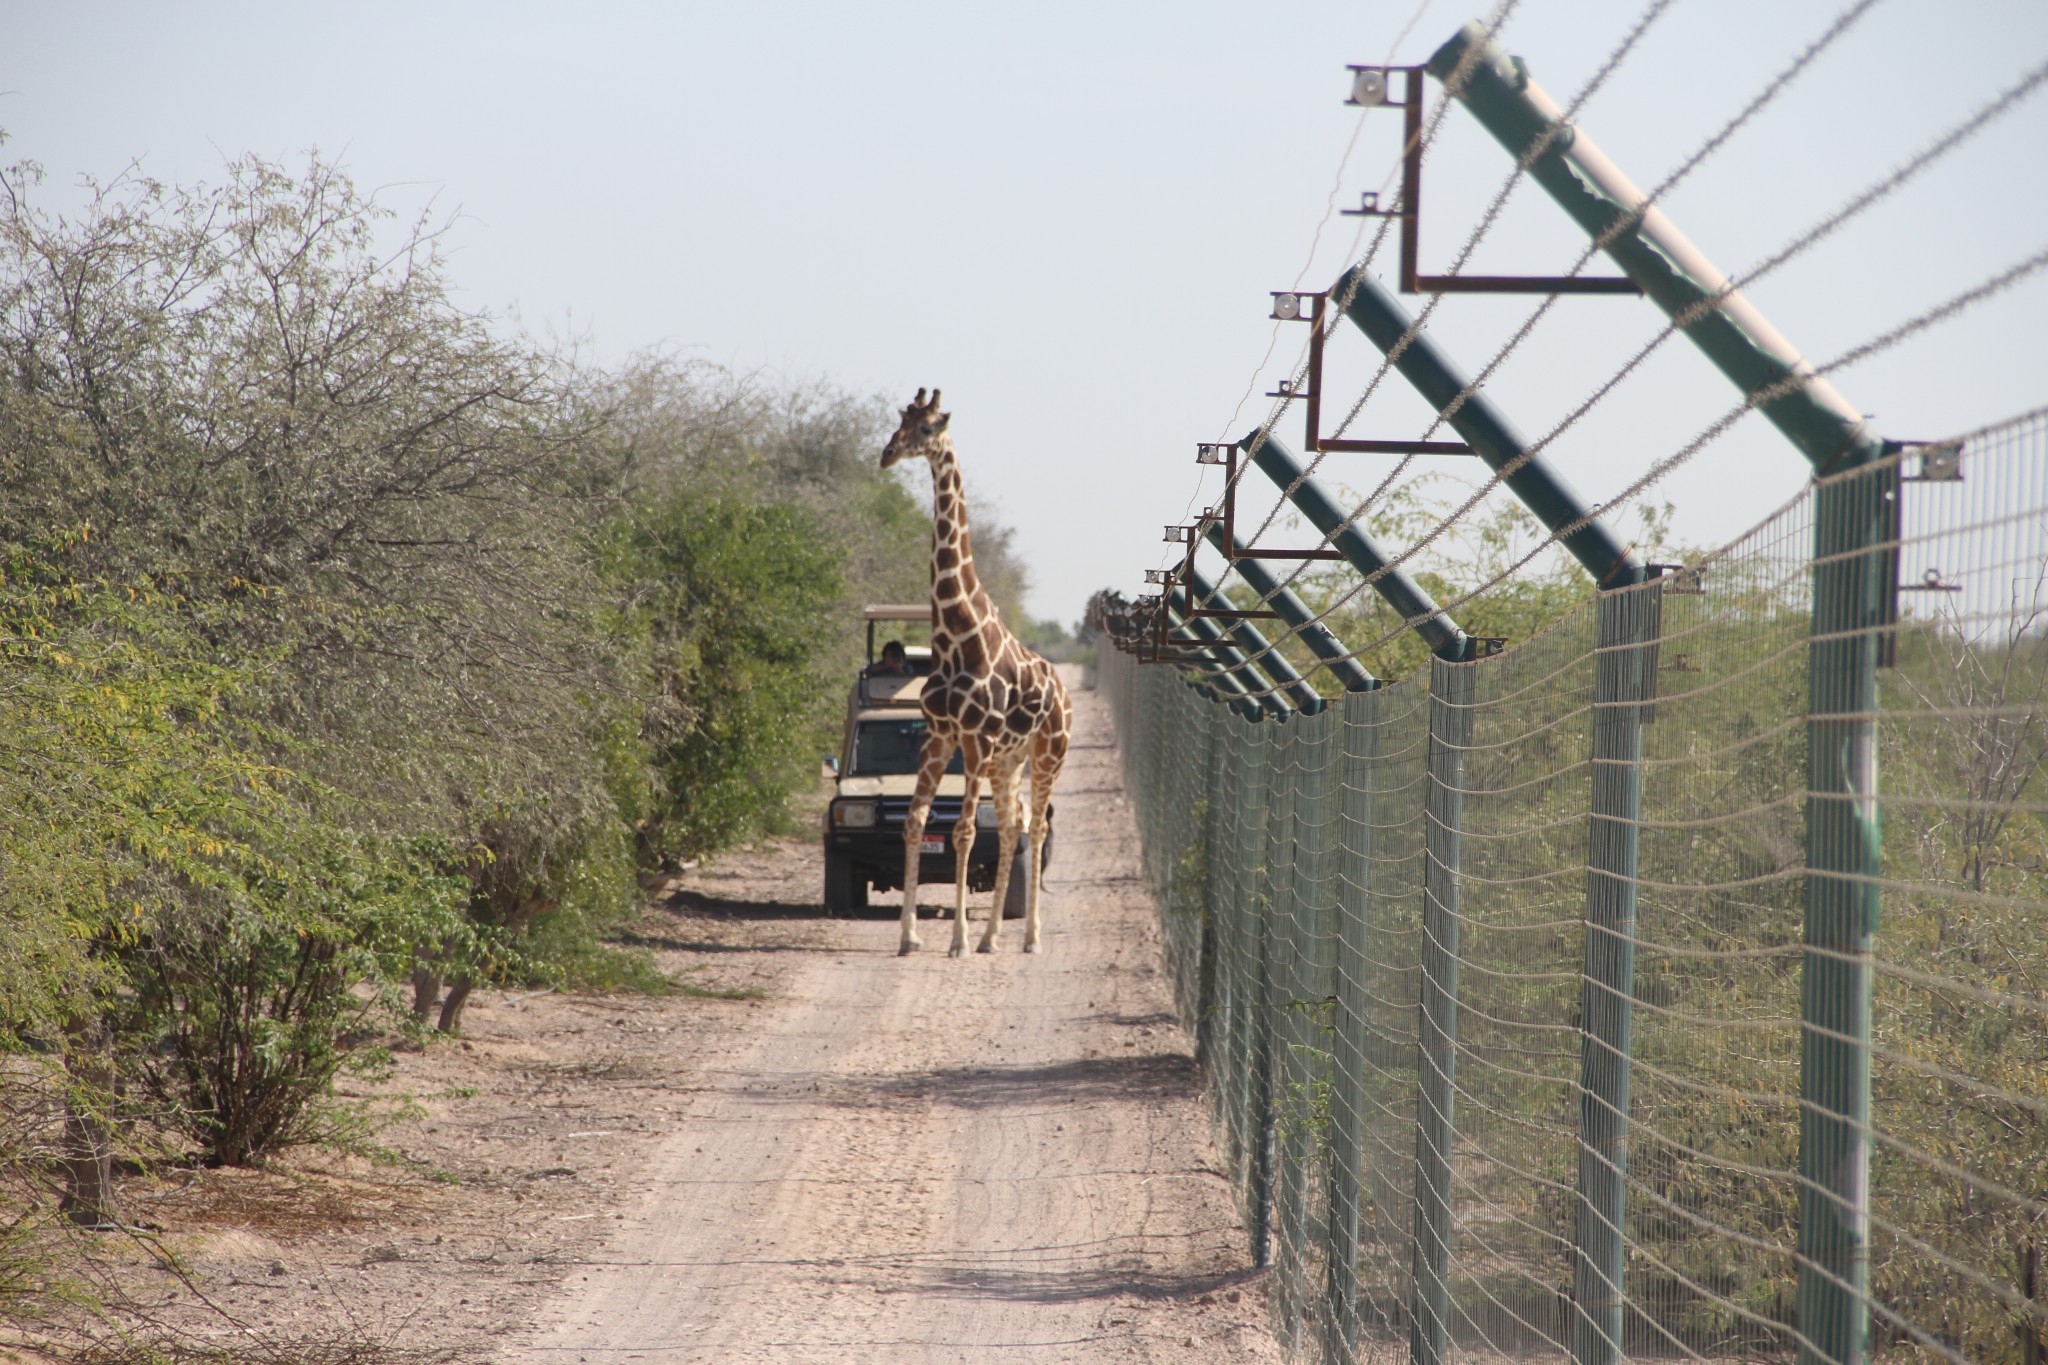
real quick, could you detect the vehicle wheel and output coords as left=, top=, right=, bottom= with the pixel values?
left=1001, top=836, right=1034, bottom=920
left=824, top=851, right=867, bottom=916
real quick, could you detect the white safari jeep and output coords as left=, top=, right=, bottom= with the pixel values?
left=821, top=605, right=1051, bottom=917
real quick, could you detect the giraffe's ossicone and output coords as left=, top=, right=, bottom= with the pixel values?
left=881, top=388, right=1072, bottom=956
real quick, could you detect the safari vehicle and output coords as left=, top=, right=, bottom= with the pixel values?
left=822, top=605, right=1052, bottom=917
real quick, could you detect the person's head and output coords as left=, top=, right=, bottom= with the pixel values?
left=879, top=640, right=908, bottom=672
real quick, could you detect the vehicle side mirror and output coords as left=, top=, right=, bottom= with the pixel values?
left=823, top=755, right=840, bottom=776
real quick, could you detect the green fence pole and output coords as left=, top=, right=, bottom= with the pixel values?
left=1205, top=524, right=1381, bottom=694
left=1426, top=28, right=1888, bottom=1363
left=1328, top=689, right=1381, bottom=1362
left=1271, top=719, right=1309, bottom=1346
left=1302, top=719, right=1342, bottom=1358
left=1186, top=565, right=1327, bottom=714
left=1196, top=700, right=1228, bottom=1073
left=1169, top=588, right=1292, bottom=720
left=1573, top=584, right=1659, bottom=1365
left=1245, top=723, right=1279, bottom=1267
left=1800, top=466, right=1886, bottom=1365
left=1164, top=604, right=1268, bottom=722
left=1217, top=717, right=1247, bottom=1180
left=1413, top=650, right=1476, bottom=1365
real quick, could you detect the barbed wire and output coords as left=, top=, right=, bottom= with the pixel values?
left=1173, top=0, right=1522, bottom=589
left=1183, top=50, right=2048, bottom=690
left=1191, top=0, right=1886, bottom=622
left=1222, top=0, right=1690, bottom=572
left=1287, top=0, right=1891, bottom=554
left=1193, top=0, right=1442, bottom=483
left=1188, top=241, right=2048, bottom=694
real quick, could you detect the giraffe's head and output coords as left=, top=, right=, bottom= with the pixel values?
left=880, top=387, right=950, bottom=468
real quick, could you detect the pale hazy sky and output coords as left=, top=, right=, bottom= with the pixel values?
left=5, top=2, right=2046, bottom=623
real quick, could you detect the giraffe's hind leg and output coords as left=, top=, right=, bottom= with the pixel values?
left=1024, top=701, right=1071, bottom=954
left=979, top=756, right=1026, bottom=953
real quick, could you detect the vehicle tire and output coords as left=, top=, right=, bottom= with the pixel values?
left=1001, top=836, right=1034, bottom=920
left=824, top=851, right=867, bottom=916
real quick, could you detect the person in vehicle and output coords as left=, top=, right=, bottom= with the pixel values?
left=872, top=639, right=911, bottom=675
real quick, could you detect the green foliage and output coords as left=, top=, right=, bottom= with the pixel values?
left=120, top=830, right=466, bottom=1167
left=1016, top=613, right=1073, bottom=656
left=611, top=491, right=842, bottom=858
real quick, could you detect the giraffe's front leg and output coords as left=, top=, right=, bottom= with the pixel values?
left=900, top=738, right=950, bottom=955
left=979, top=760, right=1024, bottom=953
left=950, top=738, right=987, bottom=958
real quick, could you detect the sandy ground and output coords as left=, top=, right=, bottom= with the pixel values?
left=50, top=672, right=1277, bottom=1364
left=509, top=671, right=1278, bottom=1364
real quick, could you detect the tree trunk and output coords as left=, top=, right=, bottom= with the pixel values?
left=411, top=967, right=442, bottom=1022
left=59, top=1018, right=119, bottom=1230
left=437, top=976, right=475, bottom=1035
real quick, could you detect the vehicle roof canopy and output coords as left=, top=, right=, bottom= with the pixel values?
left=862, top=604, right=933, bottom=623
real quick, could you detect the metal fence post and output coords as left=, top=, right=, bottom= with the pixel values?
left=1800, top=466, right=1886, bottom=1365
left=1328, top=688, right=1380, bottom=1362
left=1573, top=583, right=1659, bottom=1365
left=1272, top=718, right=1310, bottom=1347
left=1413, top=650, right=1475, bottom=1365
left=1220, top=719, right=1256, bottom=1197
left=1196, top=701, right=1227, bottom=1073
left=1280, top=709, right=1340, bottom=1352
left=1245, top=723, right=1279, bottom=1267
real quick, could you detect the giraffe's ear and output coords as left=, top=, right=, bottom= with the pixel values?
left=935, top=410, right=951, bottom=431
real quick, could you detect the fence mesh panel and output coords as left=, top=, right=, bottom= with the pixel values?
left=1099, top=410, right=2048, bottom=1365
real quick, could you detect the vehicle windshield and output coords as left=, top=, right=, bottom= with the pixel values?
left=851, top=718, right=962, bottom=776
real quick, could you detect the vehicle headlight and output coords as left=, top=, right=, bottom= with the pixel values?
left=834, top=800, right=878, bottom=828
left=976, top=804, right=997, bottom=830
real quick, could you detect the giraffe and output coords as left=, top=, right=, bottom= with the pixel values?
left=880, top=388, right=1071, bottom=956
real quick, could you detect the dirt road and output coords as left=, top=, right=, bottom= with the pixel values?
left=511, top=672, right=1278, bottom=1364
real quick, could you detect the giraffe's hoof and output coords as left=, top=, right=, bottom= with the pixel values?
left=947, top=943, right=965, bottom=959
left=899, top=940, right=921, bottom=956
left=1024, top=941, right=1042, bottom=954
left=976, top=941, right=995, bottom=954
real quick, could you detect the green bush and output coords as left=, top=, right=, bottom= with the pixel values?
left=611, top=491, right=842, bottom=859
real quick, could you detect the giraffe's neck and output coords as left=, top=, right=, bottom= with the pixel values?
left=928, top=443, right=989, bottom=619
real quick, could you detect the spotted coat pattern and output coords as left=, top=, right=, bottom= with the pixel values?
left=880, top=388, right=1071, bottom=955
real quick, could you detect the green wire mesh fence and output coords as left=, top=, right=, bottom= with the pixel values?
left=1100, top=409, right=2048, bottom=1365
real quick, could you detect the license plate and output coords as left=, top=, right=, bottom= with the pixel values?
left=920, top=836, right=946, bottom=856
